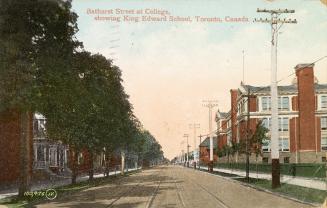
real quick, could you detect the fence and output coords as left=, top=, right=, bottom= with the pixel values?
left=213, top=162, right=326, bottom=179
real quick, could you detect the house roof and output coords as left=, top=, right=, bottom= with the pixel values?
left=199, top=136, right=218, bottom=148
left=216, top=111, right=228, bottom=119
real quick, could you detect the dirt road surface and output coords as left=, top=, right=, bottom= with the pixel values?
left=36, top=166, right=314, bottom=208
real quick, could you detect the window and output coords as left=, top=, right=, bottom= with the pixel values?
left=49, top=148, right=57, bottom=166
left=279, top=137, right=289, bottom=152
left=279, top=118, right=289, bottom=131
left=262, top=139, right=270, bottom=152
left=262, top=118, right=271, bottom=130
left=262, top=97, right=271, bottom=111
left=321, top=96, right=327, bottom=109
left=322, top=117, right=327, bottom=130
left=278, top=97, right=290, bottom=111
left=284, top=157, right=290, bottom=163
left=322, top=136, right=327, bottom=151
left=239, top=100, right=245, bottom=113
left=261, top=96, right=290, bottom=111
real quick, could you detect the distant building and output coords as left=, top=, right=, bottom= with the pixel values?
left=199, top=136, right=218, bottom=164
left=215, top=63, right=327, bottom=164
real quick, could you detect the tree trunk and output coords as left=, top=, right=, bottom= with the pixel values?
left=121, top=151, right=125, bottom=176
left=105, top=151, right=110, bottom=177
left=18, top=111, right=31, bottom=197
left=71, top=150, right=78, bottom=184
left=88, top=151, right=94, bottom=181
left=256, top=155, right=258, bottom=180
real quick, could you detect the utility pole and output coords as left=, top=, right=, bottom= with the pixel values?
left=184, top=134, right=190, bottom=167
left=242, top=50, right=245, bottom=83
left=189, top=123, right=200, bottom=169
left=242, top=88, right=254, bottom=182
left=180, top=140, right=185, bottom=165
left=203, top=100, right=218, bottom=172
left=198, top=134, right=204, bottom=169
left=255, top=8, right=297, bottom=188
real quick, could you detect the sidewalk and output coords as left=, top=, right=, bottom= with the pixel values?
left=0, top=167, right=141, bottom=200
left=198, top=166, right=326, bottom=191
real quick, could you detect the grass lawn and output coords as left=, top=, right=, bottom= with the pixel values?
left=236, top=177, right=327, bottom=205
left=198, top=168, right=326, bottom=205
left=0, top=170, right=140, bottom=208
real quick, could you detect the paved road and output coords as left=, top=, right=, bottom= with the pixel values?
left=37, top=166, right=314, bottom=208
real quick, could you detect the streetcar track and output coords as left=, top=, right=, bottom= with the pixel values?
left=145, top=167, right=165, bottom=208
left=145, top=179, right=162, bottom=208
left=105, top=168, right=164, bottom=208
left=105, top=181, right=142, bottom=208
left=187, top=172, right=231, bottom=208
left=173, top=179, right=186, bottom=208
left=105, top=169, right=159, bottom=208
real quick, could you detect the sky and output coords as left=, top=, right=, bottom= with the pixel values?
left=72, top=0, right=327, bottom=160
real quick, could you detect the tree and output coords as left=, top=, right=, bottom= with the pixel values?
left=250, top=120, right=269, bottom=177
left=138, top=130, right=163, bottom=167
left=0, top=0, right=80, bottom=195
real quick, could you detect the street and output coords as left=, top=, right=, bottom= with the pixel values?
left=36, top=166, right=313, bottom=208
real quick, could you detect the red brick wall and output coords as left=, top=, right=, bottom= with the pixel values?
left=238, top=120, right=247, bottom=141
left=221, top=120, right=227, bottom=129
left=0, top=110, right=33, bottom=185
left=230, top=89, right=238, bottom=142
left=218, top=135, right=224, bottom=149
left=199, top=146, right=218, bottom=164
left=289, top=117, right=297, bottom=152
left=292, top=96, right=298, bottom=111
left=296, top=65, right=316, bottom=151
left=316, top=117, right=321, bottom=151
left=238, top=119, right=257, bottom=139
left=249, top=96, right=257, bottom=112
left=68, top=148, right=92, bottom=173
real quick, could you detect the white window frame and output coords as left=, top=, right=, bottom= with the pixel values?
left=261, top=96, right=271, bottom=111
left=321, top=117, right=327, bottom=130
left=321, top=135, right=327, bottom=151
left=49, top=147, right=57, bottom=167
left=279, top=117, right=289, bottom=132
left=319, top=95, right=327, bottom=110
left=262, top=138, right=271, bottom=152
left=278, top=97, right=290, bottom=111
left=279, top=137, right=290, bottom=152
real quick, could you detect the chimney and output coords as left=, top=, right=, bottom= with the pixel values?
left=295, top=63, right=316, bottom=151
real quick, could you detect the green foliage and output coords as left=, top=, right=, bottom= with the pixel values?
left=0, top=0, right=164, bottom=178
left=138, top=130, right=163, bottom=164
left=250, top=120, right=269, bottom=157
left=0, top=0, right=81, bottom=113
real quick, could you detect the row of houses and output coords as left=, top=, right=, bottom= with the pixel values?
left=200, top=63, right=327, bottom=164
left=0, top=111, right=132, bottom=187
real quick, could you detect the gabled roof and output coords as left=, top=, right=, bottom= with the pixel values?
left=199, top=136, right=218, bottom=149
